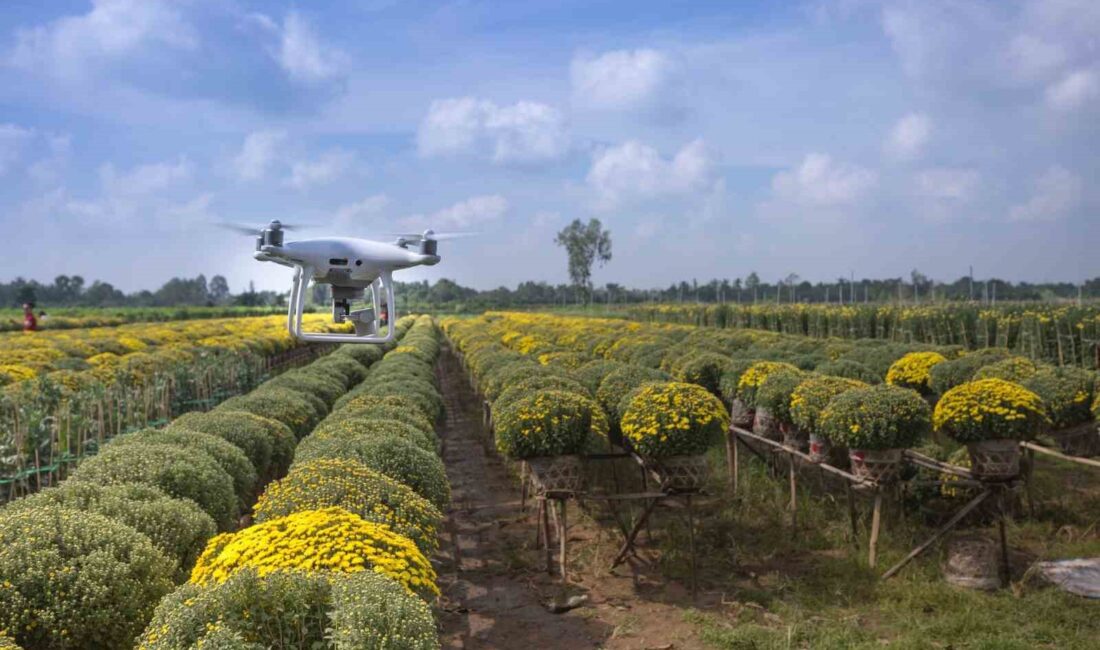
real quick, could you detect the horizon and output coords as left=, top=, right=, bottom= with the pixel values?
left=1, top=1, right=1097, bottom=293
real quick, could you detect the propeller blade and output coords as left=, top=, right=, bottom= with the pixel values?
left=430, top=231, right=478, bottom=241
left=214, top=222, right=261, bottom=236
left=382, top=231, right=477, bottom=241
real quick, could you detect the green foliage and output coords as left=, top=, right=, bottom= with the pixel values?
left=343, top=379, right=442, bottom=422
left=1023, top=367, right=1097, bottom=429
left=113, top=429, right=257, bottom=506
left=0, top=505, right=175, bottom=650
left=755, top=368, right=810, bottom=425
left=973, top=356, right=1041, bottom=383
left=2, top=482, right=215, bottom=581
left=820, top=385, right=932, bottom=449
left=334, top=343, right=384, bottom=368
left=70, top=442, right=239, bottom=530
left=554, top=218, right=612, bottom=299
left=262, top=368, right=346, bottom=406
left=789, top=375, right=868, bottom=433
left=621, top=382, right=729, bottom=457
left=815, top=359, right=882, bottom=385
left=167, top=410, right=275, bottom=479
left=494, top=390, right=609, bottom=458
left=216, top=388, right=322, bottom=438
left=494, top=375, right=590, bottom=412
left=307, top=354, right=369, bottom=387
left=929, top=348, right=1012, bottom=395
left=571, top=359, right=627, bottom=393
left=310, top=417, right=436, bottom=452
left=718, top=358, right=760, bottom=402
left=674, top=352, right=733, bottom=397
left=138, top=570, right=437, bottom=650
left=596, top=365, right=673, bottom=421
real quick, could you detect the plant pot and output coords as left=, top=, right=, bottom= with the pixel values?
left=943, top=534, right=1003, bottom=591
left=652, top=453, right=710, bottom=492
left=729, top=398, right=755, bottom=429
left=780, top=422, right=808, bottom=451
left=1048, top=422, right=1100, bottom=458
left=808, top=433, right=831, bottom=464
left=849, top=448, right=903, bottom=484
left=752, top=407, right=781, bottom=440
left=966, top=439, right=1021, bottom=481
left=526, top=455, right=586, bottom=494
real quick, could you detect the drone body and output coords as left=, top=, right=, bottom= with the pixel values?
left=240, top=220, right=451, bottom=344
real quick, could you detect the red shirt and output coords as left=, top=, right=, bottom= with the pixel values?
left=23, top=312, right=37, bottom=332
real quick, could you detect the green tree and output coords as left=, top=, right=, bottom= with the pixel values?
left=554, top=218, right=612, bottom=304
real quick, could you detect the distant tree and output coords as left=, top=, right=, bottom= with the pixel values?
left=745, top=272, right=760, bottom=303
left=208, top=275, right=231, bottom=305
left=554, top=218, right=612, bottom=304
left=15, top=284, right=36, bottom=306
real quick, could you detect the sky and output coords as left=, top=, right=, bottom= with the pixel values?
left=0, top=0, right=1097, bottom=293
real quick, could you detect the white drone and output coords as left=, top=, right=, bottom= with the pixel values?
left=222, top=220, right=465, bottom=344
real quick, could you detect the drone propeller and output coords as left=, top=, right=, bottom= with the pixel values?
left=215, top=221, right=317, bottom=235
left=384, top=230, right=477, bottom=242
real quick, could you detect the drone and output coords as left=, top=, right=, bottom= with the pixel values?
left=222, top=220, right=465, bottom=344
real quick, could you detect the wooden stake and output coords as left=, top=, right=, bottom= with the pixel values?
left=869, top=491, right=883, bottom=568
left=846, top=483, right=859, bottom=547
left=788, top=457, right=798, bottom=529
left=559, top=499, right=568, bottom=582
left=881, top=489, right=991, bottom=579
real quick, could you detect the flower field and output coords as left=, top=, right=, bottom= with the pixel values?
left=621, top=302, right=1100, bottom=368
left=0, top=305, right=290, bottom=332
left=0, top=315, right=356, bottom=498
left=0, top=314, right=451, bottom=649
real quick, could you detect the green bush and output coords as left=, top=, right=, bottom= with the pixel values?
left=203, top=410, right=297, bottom=478
left=334, top=344, right=384, bottom=368
left=789, top=376, right=868, bottom=433
left=70, top=442, right=239, bottom=530
left=815, top=359, right=882, bottom=385
left=137, top=569, right=437, bottom=650
left=483, top=360, right=569, bottom=402
left=735, top=361, right=802, bottom=409
left=571, top=359, right=627, bottom=393
left=755, top=368, right=810, bottom=426
left=343, top=380, right=442, bottom=422
left=494, top=390, right=608, bottom=458
left=253, top=384, right=329, bottom=423
left=621, top=382, right=729, bottom=457
left=0, top=505, right=175, bottom=650
left=2, top=482, right=215, bottom=581
left=331, top=403, right=436, bottom=436
left=596, top=365, right=673, bottom=421
left=308, top=354, right=369, bottom=387
left=254, top=458, right=442, bottom=556
left=928, top=348, right=1012, bottom=395
left=216, top=389, right=322, bottom=438
left=820, top=385, right=931, bottom=449
left=310, top=417, right=436, bottom=452
left=718, top=358, right=760, bottom=402
left=972, top=356, right=1040, bottom=383
left=674, top=352, right=732, bottom=397
left=168, top=410, right=274, bottom=479
left=113, top=429, right=257, bottom=507
left=494, top=375, right=590, bottom=412
left=293, top=435, right=449, bottom=510
left=1023, top=367, right=1097, bottom=429
left=263, top=368, right=346, bottom=406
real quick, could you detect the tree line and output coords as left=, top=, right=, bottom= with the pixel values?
left=1, top=275, right=286, bottom=308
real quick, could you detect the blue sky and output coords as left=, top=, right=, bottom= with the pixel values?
left=0, top=0, right=1096, bottom=293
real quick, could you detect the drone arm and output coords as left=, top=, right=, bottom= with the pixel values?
left=286, top=265, right=397, bottom=345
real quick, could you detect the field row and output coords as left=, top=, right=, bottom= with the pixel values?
left=0, top=305, right=291, bottom=332
left=0, top=315, right=453, bottom=649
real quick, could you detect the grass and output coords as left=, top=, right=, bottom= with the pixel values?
left=661, top=446, right=1100, bottom=649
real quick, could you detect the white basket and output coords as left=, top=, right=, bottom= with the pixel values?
left=654, top=454, right=710, bottom=492
left=967, top=439, right=1021, bottom=481
left=849, top=448, right=903, bottom=484
left=527, top=455, right=585, bottom=494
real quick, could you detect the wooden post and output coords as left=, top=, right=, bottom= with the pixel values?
left=542, top=499, right=553, bottom=575
left=997, top=489, right=1011, bottom=587
left=726, top=431, right=736, bottom=493
left=881, top=489, right=991, bottom=580
left=846, top=483, right=859, bottom=547
left=732, top=433, right=740, bottom=496
left=868, top=491, right=883, bottom=568
left=687, top=494, right=698, bottom=600
left=788, top=457, right=798, bottom=529
left=559, top=499, right=568, bottom=582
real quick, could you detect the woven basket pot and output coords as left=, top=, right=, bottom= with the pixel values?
left=943, top=534, right=1003, bottom=591
left=527, top=455, right=586, bottom=494
left=967, top=439, right=1021, bottom=481
left=752, top=407, right=781, bottom=440
left=653, top=454, right=710, bottom=492
left=808, top=433, right=831, bottom=464
left=1048, top=422, right=1100, bottom=458
left=729, top=398, right=756, bottom=429
left=849, top=448, right=903, bottom=484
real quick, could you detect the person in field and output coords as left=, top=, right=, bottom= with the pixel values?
left=22, top=302, right=38, bottom=332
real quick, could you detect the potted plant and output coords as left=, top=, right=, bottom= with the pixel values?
left=1023, top=368, right=1099, bottom=457
left=493, top=389, right=608, bottom=494
left=789, top=375, right=867, bottom=463
left=736, top=361, right=800, bottom=439
left=621, top=381, right=730, bottom=491
left=719, top=359, right=759, bottom=429
left=820, top=385, right=932, bottom=484
left=886, top=351, right=947, bottom=399
left=755, top=368, right=810, bottom=450
left=933, top=379, right=1048, bottom=481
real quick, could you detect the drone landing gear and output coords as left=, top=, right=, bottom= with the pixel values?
left=287, top=266, right=397, bottom=344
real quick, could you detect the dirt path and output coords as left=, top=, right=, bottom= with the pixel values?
left=434, top=350, right=711, bottom=649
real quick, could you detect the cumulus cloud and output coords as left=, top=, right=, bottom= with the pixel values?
left=7, top=0, right=196, bottom=78
left=914, top=167, right=980, bottom=201
left=286, top=149, right=355, bottom=190
left=232, top=130, right=286, bottom=181
left=251, top=11, right=347, bottom=83
left=63, top=156, right=195, bottom=225
left=885, top=112, right=931, bottom=160
left=401, top=195, right=509, bottom=231
left=586, top=139, right=717, bottom=210
left=417, top=97, right=569, bottom=165
left=0, top=124, right=35, bottom=175
left=100, top=157, right=192, bottom=196
left=333, top=194, right=389, bottom=229
left=29, top=134, right=72, bottom=184
left=1009, top=165, right=1082, bottom=221
left=1045, top=68, right=1099, bottom=112
left=771, top=153, right=877, bottom=207
left=570, top=48, right=674, bottom=110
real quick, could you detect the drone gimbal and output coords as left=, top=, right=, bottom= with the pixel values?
left=287, top=265, right=397, bottom=344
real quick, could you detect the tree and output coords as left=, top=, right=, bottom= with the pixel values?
left=208, top=275, right=231, bottom=305
left=745, top=272, right=760, bottom=303
left=554, top=218, right=612, bottom=304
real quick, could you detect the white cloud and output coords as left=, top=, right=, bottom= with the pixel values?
left=570, top=48, right=673, bottom=110
left=1006, top=34, right=1067, bottom=83
left=286, top=149, right=355, bottom=190
left=914, top=167, right=980, bottom=201
left=0, top=124, right=35, bottom=175
left=1009, top=165, right=1082, bottom=221
left=28, top=134, right=72, bottom=184
left=885, top=112, right=931, bottom=160
left=333, top=194, right=389, bottom=228
left=8, top=0, right=196, bottom=78
left=233, top=130, right=285, bottom=181
left=101, top=157, right=192, bottom=196
left=429, top=195, right=509, bottom=229
left=586, top=139, right=717, bottom=209
left=417, top=97, right=569, bottom=164
left=252, top=11, right=347, bottom=83
left=771, top=153, right=877, bottom=207
left=1045, top=68, right=1099, bottom=111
